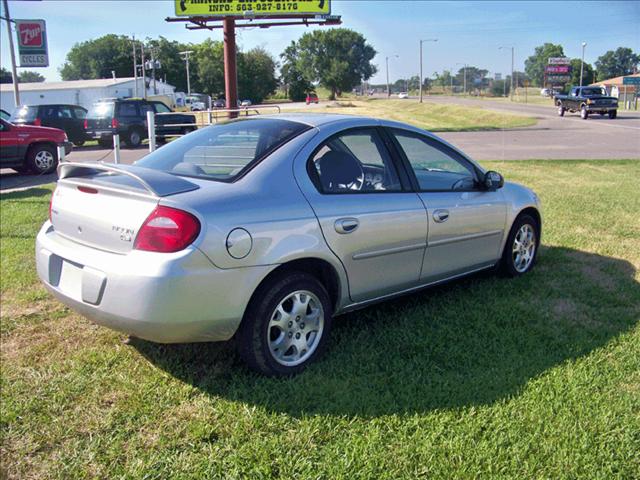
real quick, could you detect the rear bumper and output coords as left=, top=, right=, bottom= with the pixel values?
left=36, top=222, right=273, bottom=343
left=85, top=129, right=115, bottom=140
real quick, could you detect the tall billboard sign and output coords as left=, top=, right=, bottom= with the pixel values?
left=175, top=0, right=331, bottom=16
left=546, top=57, right=571, bottom=85
left=15, top=19, right=49, bottom=67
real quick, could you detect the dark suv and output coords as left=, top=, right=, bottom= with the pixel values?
left=84, top=99, right=197, bottom=148
left=11, top=104, right=88, bottom=146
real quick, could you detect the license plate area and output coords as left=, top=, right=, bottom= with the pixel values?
left=47, top=253, right=107, bottom=306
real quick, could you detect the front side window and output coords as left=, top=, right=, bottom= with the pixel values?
left=135, top=118, right=308, bottom=181
left=310, top=129, right=401, bottom=193
left=391, top=129, right=477, bottom=191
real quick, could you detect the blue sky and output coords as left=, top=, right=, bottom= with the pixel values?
left=1, top=0, right=638, bottom=83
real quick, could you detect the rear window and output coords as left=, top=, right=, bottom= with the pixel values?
left=11, top=106, right=38, bottom=122
left=135, top=118, right=309, bottom=182
left=88, top=102, right=114, bottom=119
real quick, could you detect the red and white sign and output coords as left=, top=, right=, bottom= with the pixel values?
left=545, top=65, right=570, bottom=74
left=17, top=22, right=44, bottom=48
left=15, top=19, right=48, bottom=67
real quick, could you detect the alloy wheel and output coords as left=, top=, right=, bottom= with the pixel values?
left=512, top=223, right=536, bottom=273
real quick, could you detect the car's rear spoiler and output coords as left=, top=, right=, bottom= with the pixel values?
left=58, top=162, right=199, bottom=197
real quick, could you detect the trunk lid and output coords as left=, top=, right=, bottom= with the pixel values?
left=51, top=163, right=200, bottom=254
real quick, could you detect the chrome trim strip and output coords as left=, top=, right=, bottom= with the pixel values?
left=352, top=243, right=426, bottom=260
left=428, top=229, right=503, bottom=247
left=338, top=263, right=496, bottom=314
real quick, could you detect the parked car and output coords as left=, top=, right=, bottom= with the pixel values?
left=186, top=95, right=207, bottom=111
left=1, top=108, right=10, bottom=121
left=0, top=118, right=72, bottom=174
left=306, top=93, right=319, bottom=104
left=37, top=114, right=541, bottom=376
left=213, top=98, right=226, bottom=108
left=84, top=99, right=196, bottom=148
left=554, top=86, right=618, bottom=119
left=241, top=99, right=252, bottom=107
left=10, top=104, right=88, bottom=146
left=398, top=92, right=409, bottom=99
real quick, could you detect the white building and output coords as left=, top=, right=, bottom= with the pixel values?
left=0, top=77, right=176, bottom=112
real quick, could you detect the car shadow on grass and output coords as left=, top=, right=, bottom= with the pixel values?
left=131, top=245, right=639, bottom=417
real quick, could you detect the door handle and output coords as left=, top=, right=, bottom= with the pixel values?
left=433, top=209, right=450, bottom=223
left=334, top=218, right=359, bottom=234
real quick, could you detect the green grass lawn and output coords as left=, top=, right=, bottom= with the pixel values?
left=288, top=99, right=537, bottom=132
left=1, top=160, right=639, bottom=479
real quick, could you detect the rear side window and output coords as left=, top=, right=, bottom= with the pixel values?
left=11, top=106, right=38, bottom=122
left=88, top=103, right=114, bottom=119
left=135, top=118, right=309, bottom=181
left=309, top=129, right=401, bottom=193
left=118, top=103, right=138, bottom=117
left=58, top=106, right=73, bottom=118
left=73, top=107, right=87, bottom=119
left=153, top=102, right=171, bottom=113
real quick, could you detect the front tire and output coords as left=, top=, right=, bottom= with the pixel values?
left=237, top=272, right=333, bottom=376
left=501, top=214, right=539, bottom=277
left=26, top=144, right=58, bottom=174
left=580, top=106, right=589, bottom=120
left=609, top=110, right=617, bottom=119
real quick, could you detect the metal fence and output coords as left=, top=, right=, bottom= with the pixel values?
left=146, top=105, right=282, bottom=153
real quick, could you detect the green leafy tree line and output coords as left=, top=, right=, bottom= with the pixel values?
left=59, top=35, right=277, bottom=103
left=0, top=67, right=46, bottom=83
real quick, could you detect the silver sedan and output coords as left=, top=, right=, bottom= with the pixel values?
left=36, top=114, right=541, bottom=376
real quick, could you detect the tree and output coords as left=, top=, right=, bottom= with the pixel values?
left=525, top=43, right=565, bottom=87
left=455, top=66, right=488, bottom=90
left=238, top=47, right=278, bottom=103
left=191, top=39, right=224, bottom=98
left=18, top=71, right=45, bottom=83
left=0, top=67, right=12, bottom=84
left=280, top=41, right=313, bottom=102
left=294, top=29, right=376, bottom=100
left=146, top=36, right=193, bottom=93
left=568, top=58, right=595, bottom=86
left=60, top=34, right=135, bottom=80
left=595, top=47, right=640, bottom=80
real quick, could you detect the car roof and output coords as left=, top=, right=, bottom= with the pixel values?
left=263, top=113, right=376, bottom=127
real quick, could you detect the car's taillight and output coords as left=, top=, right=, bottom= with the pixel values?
left=111, top=118, right=119, bottom=129
left=34, top=118, right=41, bottom=126
left=84, top=119, right=88, bottom=129
left=134, top=206, right=200, bottom=253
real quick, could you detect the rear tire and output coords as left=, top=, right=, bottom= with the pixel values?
left=73, top=140, right=85, bottom=147
left=236, top=272, right=333, bottom=376
left=557, top=104, right=565, bottom=116
left=609, top=110, right=617, bottom=119
left=125, top=128, right=143, bottom=148
left=500, top=214, right=539, bottom=277
left=580, top=106, right=589, bottom=119
left=26, top=144, right=57, bottom=175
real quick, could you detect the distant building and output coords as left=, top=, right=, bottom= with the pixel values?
left=591, top=73, right=639, bottom=98
left=0, top=77, right=176, bottom=112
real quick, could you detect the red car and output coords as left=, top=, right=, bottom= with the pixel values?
left=0, top=118, right=72, bottom=174
left=306, top=93, right=319, bottom=105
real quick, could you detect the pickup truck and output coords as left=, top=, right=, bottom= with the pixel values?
left=554, top=86, right=618, bottom=119
left=0, top=118, right=72, bottom=174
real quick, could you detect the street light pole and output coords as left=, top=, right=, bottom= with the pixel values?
left=499, top=46, right=515, bottom=100
left=579, top=42, right=587, bottom=88
left=419, top=38, right=437, bottom=103
left=180, top=50, right=193, bottom=96
left=386, top=54, right=398, bottom=98
left=456, top=63, right=467, bottom=95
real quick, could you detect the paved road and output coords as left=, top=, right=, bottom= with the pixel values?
left=2, top=97, right=638, bottom=193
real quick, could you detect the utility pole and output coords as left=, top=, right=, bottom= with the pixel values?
left=180, top=50, right=193, bottom=96
left=419, top=38, right=437, bottom=102
left=141, top=43, right=147, bottom=99
left=386, top=55, right=398, bottom=97
left=150, top=50, right=157, bottom=95
left=132, top=36, right=138, bottom=97
left=2, top=0, right=20, bottom=107
left=499, top=46, right=515, bottom=100
left=580, top=42, right=587, bottom=88
left=456, top=63, right=467, bottom=95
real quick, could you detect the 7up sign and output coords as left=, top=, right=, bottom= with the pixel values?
left=16, top=20, right=49, bottom=67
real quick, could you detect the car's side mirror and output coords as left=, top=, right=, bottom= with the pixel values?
left=484, top=170, right=504, bottom=191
